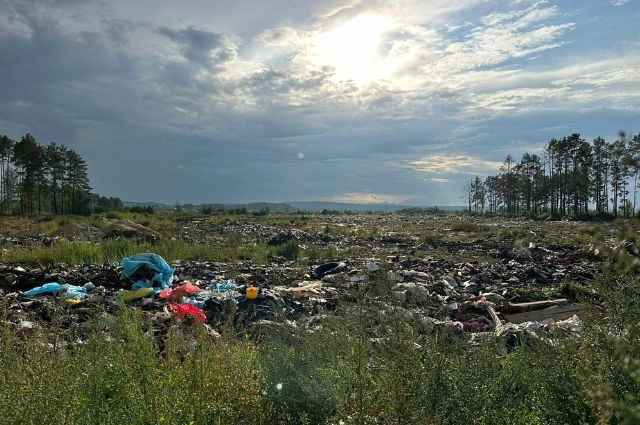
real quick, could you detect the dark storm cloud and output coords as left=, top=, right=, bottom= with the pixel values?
left=157, top=26, right=237, bottom=68
left=0, top=5, right=139, bottom=141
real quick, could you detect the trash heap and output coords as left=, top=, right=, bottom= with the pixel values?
left=1, top=240, right=600, bottom=348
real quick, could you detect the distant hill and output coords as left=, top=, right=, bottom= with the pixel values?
left=209, top=202, right=294, bottom=213
left=123, top=201, right=294, bottom=212
left=123, top=201, right=174, bottom=211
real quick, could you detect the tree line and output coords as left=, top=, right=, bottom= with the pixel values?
left=0, top=133, right=123, bottom=215
left=463, top=131, right=640, bottom=217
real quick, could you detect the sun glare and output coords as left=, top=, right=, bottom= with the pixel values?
left=312, top=14, right=398, bottom=84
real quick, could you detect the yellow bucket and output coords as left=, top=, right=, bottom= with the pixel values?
left=246, top=286, right=258, bottom=300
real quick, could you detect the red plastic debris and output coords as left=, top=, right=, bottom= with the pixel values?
left=169, top=303, right=206, bottom=323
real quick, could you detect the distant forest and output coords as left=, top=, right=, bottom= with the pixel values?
left=463, top=131, right=640, bottom=217
left=0, top=133, right=122, bottom=215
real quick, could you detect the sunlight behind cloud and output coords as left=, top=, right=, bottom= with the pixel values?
left=410, top=155, right=503, bottom=175
left=329, top=192, right=411, bottom=204
left=311, top=14, right=399, bottom=84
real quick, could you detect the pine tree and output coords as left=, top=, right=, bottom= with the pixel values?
left=13, top=134, right=44, bottom=214
left=64, top=149, right=91, bottom=214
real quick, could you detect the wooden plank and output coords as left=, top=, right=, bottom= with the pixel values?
left=503, top=298, right=569, bottom=313
left=274, top=281, right=322, bottom=297
left=504, top=304, right=583, bottom=324
left=486, top=304, right=503, bottom=328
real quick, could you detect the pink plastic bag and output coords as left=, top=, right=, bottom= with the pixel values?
left=158, top=282, right=202, bottom=300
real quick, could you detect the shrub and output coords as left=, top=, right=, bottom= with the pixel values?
left=273, top=240, right=300, bottom=261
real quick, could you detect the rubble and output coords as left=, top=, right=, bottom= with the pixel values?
left=53, top=222, right=103, bottom=240
left=103, top=219, right=161, bottom=242
left=0, top=214, right=608, bottom=348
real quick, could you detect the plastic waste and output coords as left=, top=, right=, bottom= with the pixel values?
left=158, top=281, right=202, bottom=300
left=169, top=303, right=206, bottom=323
left=122, top=287, right=154, bottom=302
left=24, top=282, right=63, bottom=297
left=455, top=320, right=492, bottom=331
left=121, top=253, right=174, bottom=288
left=24, top=283, right=87, bottom=300
left=549, top=315, right=583, bottom=333
left=175, top=281, right=202, bottom=296
left=130, top=280, right=164, bottom=297
left=131, top=280, right=152, bottom=290
left=183, top=298, right=206, bottom=309
left=246, top=286, right=258, bottom=300
left=65, top=298, right=82, bottom=304
left=64, top=285, right=87, bottom=300
left=519, top=321, right=544, bottom=332
left=202, top=280, right=241, bottom=303
left=209, top=280, right=237, bottom=292
left=387, top=270, right=404, bottom=282
left=313, top=262, right=346, bottom=279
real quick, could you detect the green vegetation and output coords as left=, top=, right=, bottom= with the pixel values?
left=1, top=274, right=639, bottom=424
left=0, top=239, right=296, bottom=265
left=0, top=306, right=269, bottom=424
left=1, top=215, right=639, bottom=423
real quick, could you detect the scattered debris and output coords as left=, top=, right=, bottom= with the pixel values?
left=103, top=219, right=161, bottom=242
left=0, top=214, right=607, bottom=346
left=313, top=262, right=346, bottom=279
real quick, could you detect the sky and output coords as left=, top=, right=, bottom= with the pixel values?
left=0, top=0, right=639, bottom=206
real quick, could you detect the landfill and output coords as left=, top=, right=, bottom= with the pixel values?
left=0, top=213, right=612, bottom=352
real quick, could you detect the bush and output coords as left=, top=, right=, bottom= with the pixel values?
left=273, top=240, right=300, bottom=261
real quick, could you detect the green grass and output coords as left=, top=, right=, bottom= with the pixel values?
left=0, top=305, right=271, bottom=425
left=0, top=237, right=342, bottom=265
left=1, top=215, right=639, bottom=423
left=1, top=269, right=640, bottom=424
left=3, top=278, right=640, bottom=424
left=0, top=239, right=274, bottom=264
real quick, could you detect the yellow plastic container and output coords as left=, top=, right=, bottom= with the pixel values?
left=246, top=286, right=258, bottom=300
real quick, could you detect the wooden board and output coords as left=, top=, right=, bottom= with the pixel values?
left=504, top=304, right=583, bottom=324
left=503, top=298, right=569, bottom=313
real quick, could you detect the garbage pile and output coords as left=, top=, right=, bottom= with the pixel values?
left=0, top=238, right=601, bottom=349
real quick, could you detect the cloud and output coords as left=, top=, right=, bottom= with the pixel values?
left=465, top=58, right=640, bottom=114
left=0, top=0, right=637, bottom=206
left=327, top=192, right=412, bottom=204
left=409, top=155, right=504, bottom=175
left=157, top=26, right=238, bottom=68
left=611, top=0, right=630, bottom=5
left=257, top=27, right=304, bottom=47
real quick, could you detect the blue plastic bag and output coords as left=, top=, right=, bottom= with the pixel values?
left=24, top=283, right=87, bottom=299
left=121, top=253, right=174, bottom=289
left=63, top=284, right=87, bottom=299
left=208, top=280, right=237, bottom=292
left=24, top=282, right=63, bottom=297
